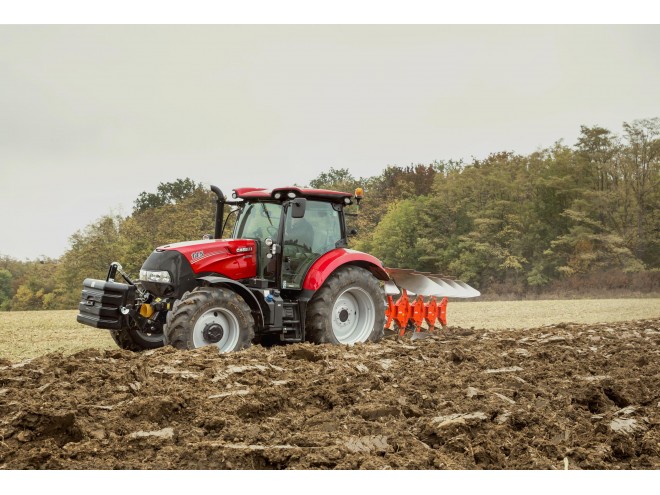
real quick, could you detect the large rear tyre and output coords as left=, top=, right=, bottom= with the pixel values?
left=305, top=266, right=385, bottom=345
left=110, top=318, right=164, bottom=352
left=164, top=287, right=255, bottom=352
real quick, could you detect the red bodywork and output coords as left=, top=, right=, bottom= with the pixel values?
left=159, top=239, right=257, bottom=280
left=234, top=186, right=352, bottom=202
left=302, top=249, right=389, bottom=291
left=159, top=240, right=388, bottom=293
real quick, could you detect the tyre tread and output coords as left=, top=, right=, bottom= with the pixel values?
left=305, top=265, right=384, bottom=345
left=164, top=286, right=255, bottom=351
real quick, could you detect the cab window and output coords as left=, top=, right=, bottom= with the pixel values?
left=234, top=202, right=281, bottom=241
left=282, top=201, right=342, bottom=289
left=235, top=202, right=282, bottom=280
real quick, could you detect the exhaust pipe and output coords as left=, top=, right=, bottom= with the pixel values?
left=210, top=185, right=225, bottom=239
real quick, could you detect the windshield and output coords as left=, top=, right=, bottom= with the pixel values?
left=233, top=202, right=282, bottom=241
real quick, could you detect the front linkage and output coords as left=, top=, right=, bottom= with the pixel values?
left=77, top=262, right=167, bottom=351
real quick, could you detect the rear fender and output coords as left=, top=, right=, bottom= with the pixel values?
left=197, top=276, right=264, bottom=328
left=302, top=249, right=389, bottom=291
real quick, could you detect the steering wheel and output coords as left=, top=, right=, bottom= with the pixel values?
left=266, top=226, right=278, bottom=236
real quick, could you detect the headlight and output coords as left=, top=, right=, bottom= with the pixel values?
left=139, top=269, right=171, bottom=283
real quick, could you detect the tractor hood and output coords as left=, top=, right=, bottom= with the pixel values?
left=140, top=238, right=258, bottom=298
left=157, top=239, right=257, bottom=275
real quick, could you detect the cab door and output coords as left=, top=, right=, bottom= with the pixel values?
left=280, top=200, right=342, bottom=290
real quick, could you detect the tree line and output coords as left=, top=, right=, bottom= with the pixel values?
left=1, top=118, right=658, bottom=310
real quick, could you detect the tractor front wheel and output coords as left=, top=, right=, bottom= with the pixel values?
left=305, top=266, right=385, bottom=345
left=164, top=287, right=255, bottom=352
left=110, top=318, right=164, bottom=352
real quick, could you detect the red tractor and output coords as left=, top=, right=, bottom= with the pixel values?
left=77, top=185, right=478, bottom=352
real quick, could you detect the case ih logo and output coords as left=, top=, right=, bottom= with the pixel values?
left=191, top=251, right=204, bottom=261
left=236, top=247, right=253, bottom=253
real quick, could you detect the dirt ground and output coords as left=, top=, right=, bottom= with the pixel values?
left=1, top=318, right=659, bottom=470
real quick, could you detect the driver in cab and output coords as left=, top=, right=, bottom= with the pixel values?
left=285, top=216, right=314, bottom=253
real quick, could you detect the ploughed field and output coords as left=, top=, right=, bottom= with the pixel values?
left=0, top=300, right=659, bottom=469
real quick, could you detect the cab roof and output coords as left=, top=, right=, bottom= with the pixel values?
left=232, top=186, right=353, bottom=203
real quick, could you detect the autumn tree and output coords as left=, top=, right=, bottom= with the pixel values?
left=621, top=118, right=660, bottom=265
left=133, top=178, right=203, bottom=214
left=0, top=269, right=12, bottom=310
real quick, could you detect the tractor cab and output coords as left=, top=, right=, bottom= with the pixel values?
left=229, top=187, right=353, bottom=291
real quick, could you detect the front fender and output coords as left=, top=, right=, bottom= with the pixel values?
left=197, top=276, right=264, bottom=328
left=302, top=249, right=390, bottom=291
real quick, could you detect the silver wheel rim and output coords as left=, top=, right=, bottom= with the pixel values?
left=331, top=287, right=376, bottom=344
left=193, top=307, right=240, bottom=352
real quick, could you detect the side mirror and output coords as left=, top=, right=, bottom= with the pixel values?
left=292, top=198, right=307, bottom=218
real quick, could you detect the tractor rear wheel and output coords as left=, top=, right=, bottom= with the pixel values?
left=110, top=318, right=164, bottom=352
left=305, top=266, right=385, bottom=345
left=164, top=287, right=255, bottom=352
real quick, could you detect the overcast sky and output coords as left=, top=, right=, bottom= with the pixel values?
left=1, top=25, right=659, bottom=260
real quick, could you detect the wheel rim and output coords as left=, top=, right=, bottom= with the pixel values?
left=331, top=287, right=376, bottom=344
left=193, top=307, right=240, bottom=352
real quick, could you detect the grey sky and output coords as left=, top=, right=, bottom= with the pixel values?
left=1, top=25, right=659, bottom=260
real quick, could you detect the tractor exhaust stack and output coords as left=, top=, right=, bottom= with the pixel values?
left=210, top=185, right=225, bottom=239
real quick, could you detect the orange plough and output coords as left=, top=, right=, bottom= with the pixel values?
left=383, top=268, right=478, bottom=337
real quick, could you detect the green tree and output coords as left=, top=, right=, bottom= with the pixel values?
left=121, top=187, right=216, bottom=270
left=0, top=269, right=12, bottom=310
left=362, top=199, right=430, bottom=270
left=576, top=125, right=617, bottom=193
left=133, top=178, right=203, bottom=214
left=546, top=208, right=644, bottom=276
left=54, top=215, right=125, bottom=308
left=309, top=167, right=358, bottom=192
left=621, top=118, right=660, bottom=265
left=11, top=285, right=41, bottom=311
